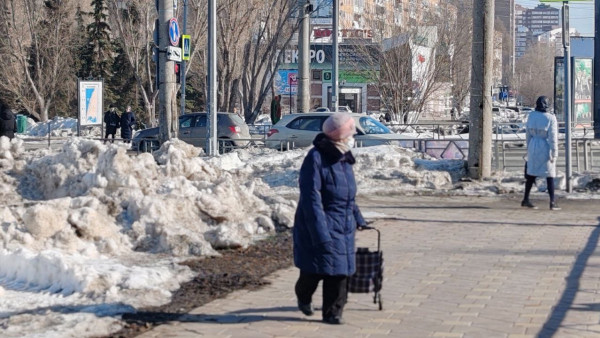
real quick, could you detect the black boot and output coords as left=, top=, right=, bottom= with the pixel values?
left=521, top=200, right=537, bottom=209
left=297, top=301, right=314, bottom=316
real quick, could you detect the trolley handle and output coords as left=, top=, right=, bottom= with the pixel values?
left=357, top=223, right=381, bottom=252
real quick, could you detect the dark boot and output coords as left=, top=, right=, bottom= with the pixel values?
left=521, top=200, right=538, bottom=209
left=322, top=315, right=344, bottom=324
left=297, top=301, right=314, bottom=316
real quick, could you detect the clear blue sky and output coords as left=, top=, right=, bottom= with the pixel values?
left=516, top=0, right=594, bottom=36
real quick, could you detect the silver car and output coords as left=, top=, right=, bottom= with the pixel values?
left=265, top=112, right=414, bottom=150
left=132, top=112, right=251, bottom=153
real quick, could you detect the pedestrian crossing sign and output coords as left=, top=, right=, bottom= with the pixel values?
left=182, top=35, right=191, bottom=61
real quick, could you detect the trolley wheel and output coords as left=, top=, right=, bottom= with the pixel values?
left=378, top=293, right=383, bottom=310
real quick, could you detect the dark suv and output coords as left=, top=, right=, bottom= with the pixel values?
left=132, top=112, right=251, bottom=153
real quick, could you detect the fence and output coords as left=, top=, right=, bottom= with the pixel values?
left=19, top=122, right=600, bottom=173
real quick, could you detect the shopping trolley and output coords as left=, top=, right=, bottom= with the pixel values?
left=348, top=226, right=383, bottom=310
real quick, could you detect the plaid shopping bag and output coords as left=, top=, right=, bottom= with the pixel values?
left=348, top=247, right=383, bottom=293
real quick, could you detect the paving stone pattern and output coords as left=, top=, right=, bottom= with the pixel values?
left=140, top=195, right=600, bottom=338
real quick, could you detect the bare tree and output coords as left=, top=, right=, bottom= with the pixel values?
left=214, top=0, right=255, bottom=113
left=356, top=4, right=466, bottom=123
left=0, top=0, right=75, bottom=121
left=239, top=0, right=299, bottom=123
left=513, top=41, right=555, bottom=107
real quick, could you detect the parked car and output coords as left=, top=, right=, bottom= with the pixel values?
left=265, top=112, right=415, bottom=150
left=314, top=107, right=330, bottom=112
left=132, top=112, right=251, bottom=153
left=337, top=105, right=352, bottom=113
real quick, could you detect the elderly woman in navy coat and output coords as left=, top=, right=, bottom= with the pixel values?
left=293, top=112, right=367, bottom=325
left=522, top=96, right=560, bottom=210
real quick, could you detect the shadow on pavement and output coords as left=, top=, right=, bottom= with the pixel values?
left=537, top=217, right=600, bottom=338
left=123, top=306, right=308, bottom=325
left=370, top=216, right=591, bottom=228
left=372, top=205, right=491, bottom=210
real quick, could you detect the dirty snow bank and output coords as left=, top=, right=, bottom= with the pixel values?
left=217, top=144, right=600, bottom=199
left=24, top=117, right=103, bottom=138
left=226, top=145, right=465, bottom=195
left=0, top=138, right=296, bottom=337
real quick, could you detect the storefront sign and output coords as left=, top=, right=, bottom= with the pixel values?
left=281, top=45, right=380, bottom=65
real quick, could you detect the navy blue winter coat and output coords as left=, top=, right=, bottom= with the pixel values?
left=293, top=133, right=366, bottom=276
left=120, top=111, right=136, bottom=140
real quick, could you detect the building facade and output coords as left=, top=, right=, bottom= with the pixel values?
left=524, top=3, right=560, bottom=36
left=279, top=0, right=456, bottom=118
left=515, top=3, right=560, bottom=59
left=495, top=0, right=515, bottom=84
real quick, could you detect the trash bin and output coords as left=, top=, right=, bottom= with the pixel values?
left=16, top=115, right=27, bottom=133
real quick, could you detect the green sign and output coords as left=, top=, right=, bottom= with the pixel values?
left=322, top=70, right=376, bottom=84
left=181, top=35, right=191, bottom=61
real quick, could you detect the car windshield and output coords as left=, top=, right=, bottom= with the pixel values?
left=359, top=117, right=391, bottom=134
left=179, top=115, right=195, bottom=128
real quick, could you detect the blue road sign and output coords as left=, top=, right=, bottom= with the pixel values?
left=169, top=18, right=180, bottom=47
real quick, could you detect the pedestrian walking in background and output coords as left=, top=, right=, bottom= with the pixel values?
left=522, top=96, right=560, bottom=210
left=293, top=112, right=367, bottom=325
left=270, top=95, right=281, bottom=124
left=233, top=106, right=243, bottom=119
left=0, top=101, right=17, bottom=140
left=104, top=105, right=120, bottom=144
left=120, top=105, right=136, bottom=143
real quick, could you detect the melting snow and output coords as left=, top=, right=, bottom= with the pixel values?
left=0, top=134, right=598, bottom=337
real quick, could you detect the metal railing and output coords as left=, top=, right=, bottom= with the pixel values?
left=18, top=122, right=600, bottom=174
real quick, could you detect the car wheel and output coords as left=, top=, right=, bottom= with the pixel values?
left=218, top=139, right=234, bottom=154
left=138, top=140, right=148, bottom=153
left=138, top=139, right=157, bottom=153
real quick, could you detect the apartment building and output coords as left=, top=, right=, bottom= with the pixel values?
left=515, top=3, right=560, bottom=59
left=524, top=3, right=559, bottom=36
left=495, top=0, right=514, bottom=84
left=514, top=4, right=529, bottom=58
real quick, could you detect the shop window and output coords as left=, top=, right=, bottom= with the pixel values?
left=312, top=70, right=322, bottom=80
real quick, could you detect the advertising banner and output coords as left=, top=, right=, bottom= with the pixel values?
left=78, top=80, right=103, bottom=126
left=554, top=57, right=564, bottom=121
left=572, top=58, right=593, bottom=124
left=275, top=70, right=298, bottom=95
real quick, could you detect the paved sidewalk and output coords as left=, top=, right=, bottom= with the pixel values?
left=140, top=195, right=600, bottom=338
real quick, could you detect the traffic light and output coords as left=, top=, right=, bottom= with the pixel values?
left=175, top=63, right=181, bottom=84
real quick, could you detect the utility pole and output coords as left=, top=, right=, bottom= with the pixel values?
left=180, top=0, right=188, bottom=117
left=158, top=0, right=176, bottom=144
left=332, top=0, right=339, bottom=112
left=594, top=0, right=600, bottom=139
left=206, top=0, right=217, bottom=155
left=468, top=0, right=494, bottom=179
left=297, top=1, right=312, bottom=114
left=563, top=2, right=572, bottom=192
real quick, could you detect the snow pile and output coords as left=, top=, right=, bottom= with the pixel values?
left=1, top=136, right=599, bottom=337
left=24, top=117, right=102, bottom=138
left=220, top=145, right=465, bottom=196
left=0, top=138, right=296, bottom=337
left=10, top=138, right=293, bottom=256
left=0, top=136, right=25, bottom=170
